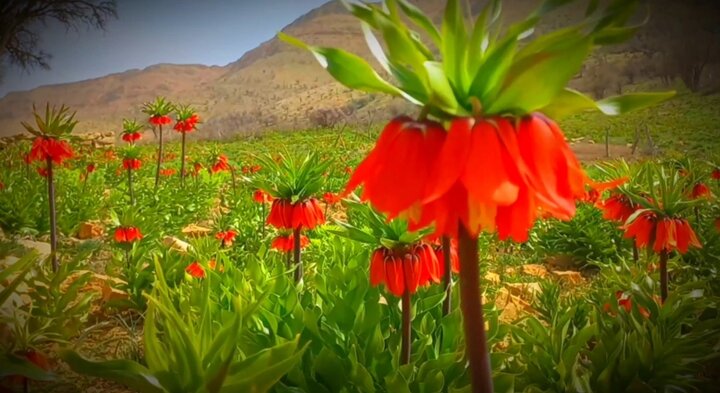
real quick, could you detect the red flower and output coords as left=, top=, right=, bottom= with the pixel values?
left=104, top=149, right=116, bottom=161
left=618, top=297, right=632, bottom=312
left=37, top=167, right=49, bottom=177
left=691, top=182, right=711, bottom=199
left=122, top=132, right=142, bottom=143
left=173, top=115, right=199, bottom=133
left=267, top=198, right=325, bottom=230
left=582, top=177, right=628, bottom=204
left=28, top=137, right=74, bottom=165
left=160, top=168, right=176, bottom=177
left=86, top=163, right=96, bottom=173
left=432, top=239, right=459, bottom=274
left=193, top=162, right=204, bottom=176
left=208, top=259, right=224, bottom=272
left=271, top=233, right=310, bottom=253
left=122, top=158, right=142, bottom=171
left=215, top=230, right=237, bottom=247
left=715, top=217, right=720, bottom=233
left=211, top=154, right=231, bottom=173
left=114, top=226, right=143, bottom=244
left=669, top=218, right=701, bottom=254
left=253, top=189, right=273, bottom=204
left=624, top=213, right=701, bottom=254
left=623, top=210, right=656, bottom=249
left=323, top=192, right=341, bottom=206
left=369, top=243, right=441, bottom=297
left=242, top=164, right=262, bottom=174
left=712, top=168, right=720, bottom=180
left=598, top=193, right=638, bottom=223
left=638, top=306, right=651, bottom=319
left=149, top=115, right=172, bottom=126
left=0, top=181, right=4, bottom=191
left=186, top=261, right=205, bottom=279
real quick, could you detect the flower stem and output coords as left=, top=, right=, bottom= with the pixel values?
left=154, top=125, right=163, bottom=190
left=46, top=157, right=58, bottom=272
left=442, top=235, right=452, bottom=316
left=261, top=203, right=266, bottom=237
left=180, top=132, right=187, bottom=186
left=457, top=224, right=493, bottom=393
left=125, top=249, right=131, bottom=270
left=659, top=250, right=669, bottom=303
left=401, top=287, right=412, bottom=365
left=128, top=168, right=135, bottom=206
left=632, top=242, right=639, bottom=263
left=293, top=227, right=303, bottom=283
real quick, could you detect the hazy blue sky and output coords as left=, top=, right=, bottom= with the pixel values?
left=0, top=0, right=329, bottom=97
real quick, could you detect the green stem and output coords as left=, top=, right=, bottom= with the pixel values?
left=659, top=250, right=669, bottom=303
left=261, top=203, right=266, bottom=237
left=400, top=264, right=412, bottom=365
left=457, top=224, right=493, bottom=393
left=154, top=125, right=163, bottom=190
left=632, top=242, right=639, bottom=263
left=442, top=235, right=452, bottom=316
left=128, top=168, right=135, bottom=206
left=46, top=157, right=58, bottom=272
left=293, top=227, right=303, bottom=283
left=180, top=132, right=187, bottom=187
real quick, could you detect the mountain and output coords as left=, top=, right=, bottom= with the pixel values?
left=0, top=0, right=717, bottom=140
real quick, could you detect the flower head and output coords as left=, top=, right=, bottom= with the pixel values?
left=122, top=158, right=142, bottom=171
left=271, top=233, right=310, bottom=253
left=369, top=243, right=441, bottom=297
left=28, top=137, right=74, bottom=165
left=712, top=168, right=720, bottom=180
left=323, top=192, right=341, bottom=206
left=267, top=198, right=325, bottom=230
left=598, top=193, right=638, bottom=223
left=114, top=226, right=143, bottom=244
left=211, top=154, right=231, bottom=173
left=253, top=189, right=273, bottom=204
left=215, top=230, right=237, bottom=247
left=691, top=182, right=711, bottom=199
left=185, top=261, right=205, bottom=279
left=160, top=168, right=176, bottom=177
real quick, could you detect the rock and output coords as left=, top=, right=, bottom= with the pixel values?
left=78, top=221, right=104, bottom=239
left=505, top=282, right=542, bottom=301
left=521, top=264, right=548, bottom=278
left=181, top=224, right=213, bottom=238
left=163, top=236, right=192, bottom=253
left=18, top=240, right=51, bottom=261
left=545, top=254, right=577, bottom=271
left=484, top=272, right=501, bottom=285
left=495, top=288, right=534, bottom=322
left=551, top=270, right=584, bottom=285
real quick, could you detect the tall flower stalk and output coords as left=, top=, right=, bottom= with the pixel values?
left=172, top=105, right=200, bottom=186
left=22, top=104, right=77, bottom=272
left=142, top=97, right=174, bottom=190
left=282, top=0, right=675, bottom=390
left=121, top=146, right=142, bottom=206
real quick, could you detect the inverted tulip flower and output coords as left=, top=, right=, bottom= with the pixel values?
left=121, top=118, right=144, bottom=144
left=173, top=105, right=201, bottom=185
left=142, top=97, right=174, bottom=189
left=210, top=154, right=231, bottom=174
left=283, top=0, right=674, bottom=389
left=215, top=229, right=237, bottom=248
left=185, top=261, right=206, bottom=279
left=22, top=104, right=78, bottom=272
left=253, top=152, right=329, bottom=283
left=121, top=146, right=142, bottom=205
left=271, top=232, right=309, bottom=254
left=332, top=197, right=439, bottom=365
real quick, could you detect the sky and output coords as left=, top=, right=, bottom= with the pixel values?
left=0, top=0, right=329, bottom=97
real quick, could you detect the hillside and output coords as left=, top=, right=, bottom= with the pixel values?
left=0, top=0, right=717, bottom=139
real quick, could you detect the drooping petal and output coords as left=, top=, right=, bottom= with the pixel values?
left=424, top=117, right=473, bottom=203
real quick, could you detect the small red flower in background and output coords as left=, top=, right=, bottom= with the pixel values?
left=174, top=113, right=200, bottom=133
left=344, top=166, right=352, bottom=175
left=192, top=162, right=204, bottom=176
left=432, top=239, right=459, bottom=274
left=271, top=233, right=310, bottom=253
left=608, top=291, right=651, bottom=319
left=0, top=181, right=4, bottom=191
left=211, top=154, right=231, bottom=173
left=267, top=198, right=325, bottom=230
left=186, top=261, right=205, bottom=279
left=691, top=182, right=711, bottom=199
left=160, top=168, right=176, bottom=177
left=623, top=213, right=701, bottom=254
left=122, top=158, right=142, bottom=171
left=323, top=192, right=341, bottom=206
left=208, top=259, right=224, bottom=272
left=215, top=230, right=237, bottom=247
left=114, top=226, right=143, bottom=244
left=712, top=168, right=720, bottom=180
left=28, top=137, right=74, bottom=165
left=253, top=189, right=273, bottom=204
left=122, top=132, right=142, bottom=143
left=715, top=218, right=720, bottom=233
left=597, top=193, right=638, bottom=223
left=103, top=149, right=116, bottom=161
left=149, top=115, right=172, bottom=126
left=369, top=244, right=442, bottom=297
left=242, top=164, right=262, bottom=174
left=37, top=167, right=49, bottom=177
left=86, top=163, right=96, bottom=173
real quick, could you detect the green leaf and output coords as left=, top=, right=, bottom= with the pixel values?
left=596, top=91, right=676, bottom=116
left=278, top=33, right=406, bottom=99
left=0, top=353, right=55, bottom=381
left=60, top=350, right=164, bottom=393
left=396, top=0, right=442, bottom=48
left=441, top=0, right=469, bottom=90
left=424, top=61, right=465, bottom=115
left=540, top=88, right=598, bottom=119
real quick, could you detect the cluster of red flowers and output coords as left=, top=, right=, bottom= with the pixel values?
left=149, top=115, right=172, bottom=126
left=174, top=114, right=200, bottom=133
left=623, top=212, right=701, bottom=254
left=597, top=193, right=639, bottom=223
left=215, top=230, right=237, bottom=247
left=267, top=198, right=325, bottom=230
left=271, top=233, right=310, bottom=252
left=253, top=189, right=273, bottom=204
left=347, top=115, right=586, bottom=241
left=186, top=261, right=205, bottom=279
left=28, top=137, right=74, bottom=165
left=160, top=168, right=177, bottom=177
left=603, top=291, right=650, bottom=319
left=242, top=164, right=262, bottom=174
left=122, top=132, right=142, bottom=143
left=370, top=244, right=442, bottom=297
left=211, top=154, right=231, bottom=173
left=122, top=158, right=142, bottom=171
left=323, top=192, right=341, bottom=206
left=114, top=226, right=143, bottom=243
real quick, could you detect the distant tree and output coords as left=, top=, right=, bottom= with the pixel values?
left=0, top=0, right=117, bottom=72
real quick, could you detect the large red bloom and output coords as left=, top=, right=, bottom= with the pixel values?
left=122, top=158, right=142, bottom=171
left=598, top=193, right=638, bottom=223
left=149, top=115, right=172, bottom=126
left=28, top=137, right=74, bottom=165
left=267, top=198, right=325, bottom=230
left=271, top=233, right=310, bottom=253
left=623, top=212, right=701, bottom=254
left=369, top=243, right=441, bottom=297
left=174, top=115, right=199, bottom=133
left=114, top=226, right=143, bottom=243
